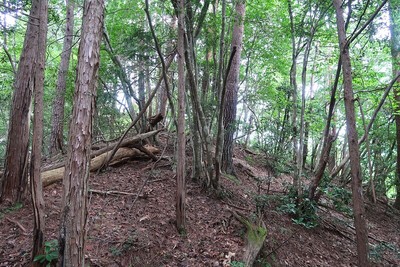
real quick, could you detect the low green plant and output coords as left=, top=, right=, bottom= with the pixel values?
left=325, top=186, right=352, bottom=214
left=256, top=258, right=272, bottom=267
left=0, top=202, right=23, bottom=219
left=244, top=155, right=255, bottom=165
left=33, top=239, right=59, bottom=267
left=216, top=187, right=234, bottom=199
left=369, top=242, right=400, bottom=262
left=230, top=261, right=245, bottom=267
left=278, top=187, right=318, bottom=229
left=293, top=197, right=318, bottom=228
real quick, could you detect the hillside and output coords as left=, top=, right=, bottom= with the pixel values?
left=0, top=133, right=399, bottom=266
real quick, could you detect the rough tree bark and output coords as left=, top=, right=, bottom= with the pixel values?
left=30, top=0, right=48, bottom=262
left=49, top=0, right=75, bottom=156
left=222, top=0, right=246, bottom=175
left=58, top=0, right=104, bottom=265
left=333, top=0, right=369, bottom=265
left=176, top=0, right=186, bottom=233
left=389, top=0, right=400, bottom=209
left=1, top=0, right=41, bottom=203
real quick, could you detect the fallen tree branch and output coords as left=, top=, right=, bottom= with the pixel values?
left=88, top=189, right=151, bottom=200
left=42, top=146, right=159, bottom=187
left=5, top=217, right=27, bottom=233
left=42, top=129, right=163, bottom=172
left=89, top=189, right=136, bottom=196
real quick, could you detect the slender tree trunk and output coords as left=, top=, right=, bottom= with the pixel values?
left=389, top=0, right=400, bottom=209
left=222, top=0, right=246, bottom=174
left=182, top=7, right=215, bottom=187
left=49, top=0, right=75, bottom=157
left=303, top=44, right=318, bottom=168
left=176, top=0, right=186, bottom=233
left=297, top=33, right=313, bottom=185
left=138, top=55, right=147, bottom=132
left=158, top=17, right=176, bottom=122
left=58, top=0, right=104, bottom=265
left=333, top=1, right=369, bottom=265
left=216, top=0, right=226, bottom=105
left=146, top=61, right=152, bottom=119
left=288, top=0, right=300, bottom=195
left=308, top=54, right=342, bottom=201
left=215, top=47, right=236, bottom=188
left=1, top=0, right=42, bottom=203
left=30, top=0, right=48, bottom=263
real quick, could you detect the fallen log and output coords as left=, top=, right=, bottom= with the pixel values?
left=42, top=146, right=159, bottom=187
left=42, top=129, right=163, bottom=172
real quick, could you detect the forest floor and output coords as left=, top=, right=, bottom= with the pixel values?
left=0, top=132, right=400, bottom=266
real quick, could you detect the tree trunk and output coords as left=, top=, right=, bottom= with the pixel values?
left=308, top=60, right=341, bottom=201
left=138, top=55, right=147, bottom=132
left=176, top=0, right=186, bottom=234
left=49, top=0, right=75, bottom=157
left=288, top=0, right=300, bottom=195
left=222, top=0, right=246, bottom=175
left=333, top=1, right=369, bottom=266
left=30, top=0, right=48, bottom=263
left=1, top=0, right=42, bottom=203
left=58, top=0, right=104, bottom=265
left=389, top=0, right=400, bottom=210
left=182, top=9, right=215, bottom=187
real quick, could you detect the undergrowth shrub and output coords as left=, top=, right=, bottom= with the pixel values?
left=278, top=186, right=318, bottom=229
left=369, top=242, right=400, bottom=263
left=33, top=239, right=58, bottom=267
left=323, top=185, right=352, bottom=215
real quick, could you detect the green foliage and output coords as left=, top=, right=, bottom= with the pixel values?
left=278, top=188, right=318, bottom=229
left=216, top=187, right=234, bottom=199
left=33, top=239, right=59, bottom=267
left=0, top=202, right=23, bottom=219
left=255, top=258, right=273, bottom=267
left=230, top=261, right=245, bottom=267
left=324, top=186, right=352, bottom=214
left=369, top=242, right=400, bottom=263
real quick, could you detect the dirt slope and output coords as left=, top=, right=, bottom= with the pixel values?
left=0, top=135, right=399, bottom=266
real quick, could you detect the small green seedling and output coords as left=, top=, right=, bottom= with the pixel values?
left=33, top=239, right=58, bottom=267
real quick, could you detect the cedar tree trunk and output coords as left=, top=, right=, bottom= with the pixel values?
left=222, top=0, right=246, bottom=174
left=58, top=0, right=104, bottom=265
left=333, top=0, right=369, bottom=265
left=1, top=0, right=41, bottom=203
left=30, top=0, right=48, bottom=262
left=176, top=0, right=186, bottom=233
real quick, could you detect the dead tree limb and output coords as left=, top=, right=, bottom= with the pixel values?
left=42, top=129, right=162, bottom=173
left=42, top=146, right=159, bottom=187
